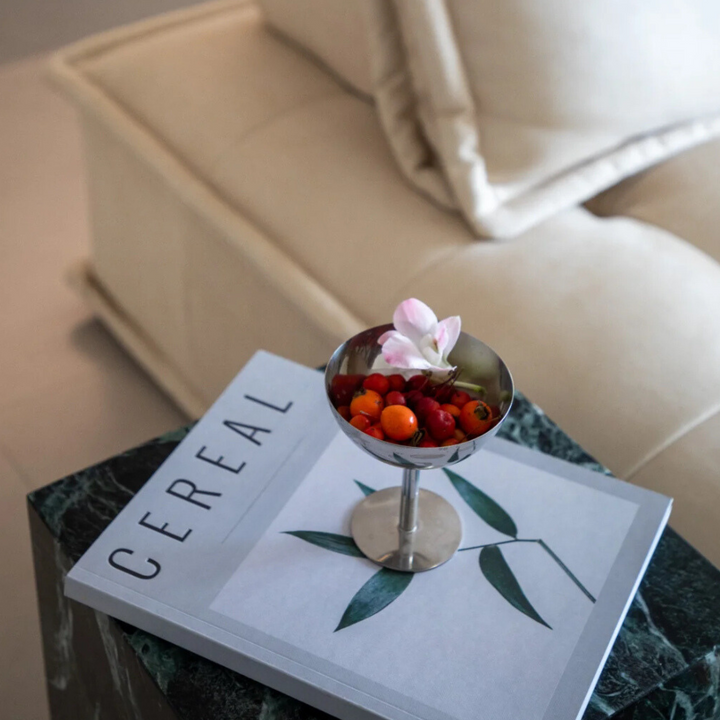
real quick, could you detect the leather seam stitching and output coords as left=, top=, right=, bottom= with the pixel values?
left=625, top=402, right=720, bottom=480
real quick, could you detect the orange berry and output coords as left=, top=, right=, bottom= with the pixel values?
left=337, top=405, right=351, bottom=421
left=331, top=374, right=366, bottom=406
left=440, top=403, right=461, bottom=419
left=380, top=405, right=419, bottom=441
left=459, top=400, right=493, bottom=436
left=454, top=428, right=467, bottom=442
left=350, top=389, right=384, bottom=422
left=441, top=438, right=460, bottom=446
left=350, top=415, right=371, bottom=431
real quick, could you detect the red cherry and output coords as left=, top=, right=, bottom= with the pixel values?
left=404, top=390, right=425, bottom=409
left=441, top=438, right=460, bottom=446
left=385, top=391, right=407, bottom=406
left=363, top=373, right=390, bottom=396
left=350, top=415, right=371, bottom=431
left=337, top=405, right=351, bottom=421
left=331, top=374, right=366, bottom=406
left=364, top=425, right=385, bottom=440
left=426, top=408, right=456, bottom=441
left=450, top=390, right=471, bottom=409
left=418, top=438, right=438, bottom=448
left=431, top=384, right=454, bottom=403
left=407, top=374, right=430, bottom=392
left=414, top=397, right=440, bottom=423
left=387, top=374, right=406, bottom=392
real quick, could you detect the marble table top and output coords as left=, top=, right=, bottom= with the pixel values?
left=29, top=392, right=720, bottom=720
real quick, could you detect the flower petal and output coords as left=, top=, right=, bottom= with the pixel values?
left=421, top=345, right=446, bottom=368
left=380, top=333, right=434, bottom=370
left=393, top=299, right=438, bottom=345
left=377, top=330, right=397, bottom=345
left=435, top=316, right=461, bottom=358
left=370, top=353, right=394, bottom=373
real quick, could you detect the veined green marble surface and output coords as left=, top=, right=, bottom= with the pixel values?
left=29, top=391, right=720, bottom=720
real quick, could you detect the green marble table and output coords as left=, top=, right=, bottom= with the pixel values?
left=28, top=392, right=720, bottom=720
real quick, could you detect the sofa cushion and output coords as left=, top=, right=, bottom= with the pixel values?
left=257, top=0, right=373, bottom=97
left=243, top=2, right=457, bottom=209
left=586, top=138, right=720, bottom=266
left=367, top=0, right=720, bottom=238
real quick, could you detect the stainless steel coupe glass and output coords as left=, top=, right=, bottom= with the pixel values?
left=325, top=324, right=514, bottom=572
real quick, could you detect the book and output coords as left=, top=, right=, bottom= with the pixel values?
left=65, top=350, right=672, bottom=720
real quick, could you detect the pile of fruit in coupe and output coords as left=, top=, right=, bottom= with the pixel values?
left=330, top=371, right=500, bottom=447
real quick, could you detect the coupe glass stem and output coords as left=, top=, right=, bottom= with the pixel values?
left=399, top=468, right=420, bottom=532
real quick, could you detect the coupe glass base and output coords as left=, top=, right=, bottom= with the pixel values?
left=351, top=487, right=462, bottom=572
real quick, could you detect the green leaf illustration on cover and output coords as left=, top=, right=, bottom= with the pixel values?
left=335, top=568, right=414, bottom=632
left=444, top=468, right=518, bottom=537
left=282, top=531, right=364, bottom=557
left=354, top=480, right=376, bottom=497
left=479, top=545, right=551, bottom=629
left=285, top=473, right=594, bottom=631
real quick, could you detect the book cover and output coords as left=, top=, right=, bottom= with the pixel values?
left=65, top=351, right=671, bottom=720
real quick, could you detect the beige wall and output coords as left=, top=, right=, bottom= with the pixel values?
left=0, top=0, right=204, bottom=63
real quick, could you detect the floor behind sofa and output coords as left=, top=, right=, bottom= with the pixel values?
left=0, top=55, right=188, bottom=720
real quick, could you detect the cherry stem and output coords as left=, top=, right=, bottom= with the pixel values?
left=453, top=381, right=487, bottom=395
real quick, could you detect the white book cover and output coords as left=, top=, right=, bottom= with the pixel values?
left=65, top=351, right=672, bottom=720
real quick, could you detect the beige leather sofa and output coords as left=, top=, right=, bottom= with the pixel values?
left=50, top=0, right=720, bottom=564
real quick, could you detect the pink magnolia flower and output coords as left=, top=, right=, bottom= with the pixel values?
left=377, top=299, right=461, bottom=373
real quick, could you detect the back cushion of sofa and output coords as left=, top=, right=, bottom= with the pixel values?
left=258, top=0, right=373, bottom=97
left=376, top=0, right=720, bottom=238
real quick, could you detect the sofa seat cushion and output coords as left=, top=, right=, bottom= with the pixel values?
left=631, top=409, right=720, bottom=565
left=586, top=138, right=720, bottom=266
left=50, top=0, right=720, bottom=563
left=404, top=208, right=720, bottom=485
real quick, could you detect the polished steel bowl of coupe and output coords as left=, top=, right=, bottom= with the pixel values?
left=325, top=300, right=514, bottom=573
